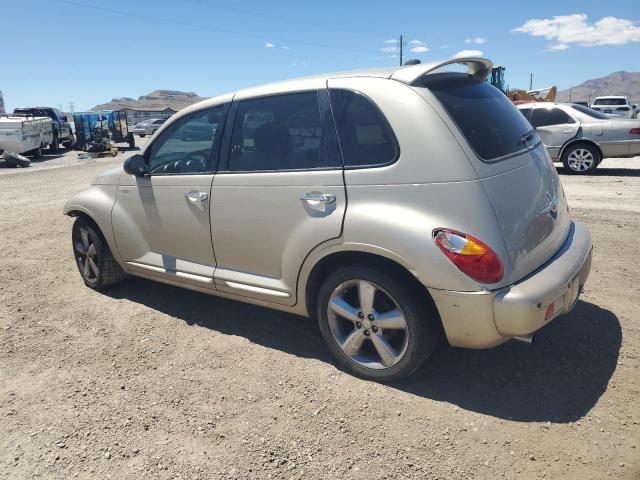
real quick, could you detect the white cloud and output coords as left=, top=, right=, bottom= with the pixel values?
left=451, top=49, right=483, bottom=58
left=409, top=39, right=423, bottom=45
left=512, top=13, right=640, bottom=50
left=464, top=38, right=472, bottom=44
left=440, top=44, right=449, bottom=49
left=265, top=42, right=275, bottom=48
left=384, top=39, right=397, bottom=44
left=380, top=46, right=398, bottom=53
left=465, top=37, right=485, bottom=44
left=282, top=46, right=290, bottom=50
left=410, top=45, right=429, bottom=53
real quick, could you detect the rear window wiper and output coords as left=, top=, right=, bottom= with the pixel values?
left=520, top=128, right=536, bottom=145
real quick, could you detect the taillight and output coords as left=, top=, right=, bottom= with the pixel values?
left=630, top=128, right=640, bottom=135
left=433, top=229, right=504, bottom=284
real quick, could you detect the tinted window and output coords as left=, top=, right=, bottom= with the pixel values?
left=530, top=108, right=575, bottom=127
left=418, top=73, right=534, bottom=161
left=147, top=105, right=226, bottom=174
left=329, top=89, right=397, bottom=167
left=519, top=108, right=532, bottom=120
left=570, top=104, right=610, bottom=119
left=593, top=98, right=626, bottom=106
left=229, top=92, right=337, bottom=171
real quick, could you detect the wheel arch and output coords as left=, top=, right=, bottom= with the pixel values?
left=301, top=246, right=434, bottom=319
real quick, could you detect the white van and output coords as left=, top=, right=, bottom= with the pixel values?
left=0, top=115, right=53, bottom=157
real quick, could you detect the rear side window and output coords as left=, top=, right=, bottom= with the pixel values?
left=228, top=91, right=339, bottom=172
left=329, top=89, right=398, bottom=167
left=530, top=108, right=575, bottom=127
left=417, top=73, right=534, bottom=161
left=570, top=104, right=610, bottom=119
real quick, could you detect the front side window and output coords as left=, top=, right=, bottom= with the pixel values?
left=228, top=91, right=337, bottom=172
left=329, top=89, right=398, bottom=167
left=417, top=72, right=534, bottom=161
left=530, top=108, right=575, bottom=127
left=147, top=105, right=227, bottom=174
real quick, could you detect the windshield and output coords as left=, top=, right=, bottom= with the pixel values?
left=593, top=98, right=627, bottom=106
left=570, top=104, right=610, bottom=119
left=417, top=72, right=535, bottom=161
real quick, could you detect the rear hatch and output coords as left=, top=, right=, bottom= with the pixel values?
left=414, top=73, right=571, bottom=285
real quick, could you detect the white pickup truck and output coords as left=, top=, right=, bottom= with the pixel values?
left=0, top=114, right=53, bottom=158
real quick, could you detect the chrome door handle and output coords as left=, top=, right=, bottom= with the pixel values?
left=562, top=130, right=573, bottom=134
left=185, top=191, right=208, bottom=211
left=301, top=193, right=336, bottom=205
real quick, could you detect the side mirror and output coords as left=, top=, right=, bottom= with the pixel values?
left=123, top=154, right=149, bottom=176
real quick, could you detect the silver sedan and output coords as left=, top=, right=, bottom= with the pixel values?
left=517, top=102, right=640, bottom=174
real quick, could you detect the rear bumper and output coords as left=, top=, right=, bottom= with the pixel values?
left=429, top=221, right=592, bottom=348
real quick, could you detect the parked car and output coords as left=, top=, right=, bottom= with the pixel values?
left=518, top=102, right=640, bottom=174
left=0, top=114, right=53, bottom=158
left=13, top=107, right=74, bottom=152
left=130, top=118, right=166, bottom=137
left=64, top=58, right=593, bottom=381
left=590, top=96, right=636, bottom=119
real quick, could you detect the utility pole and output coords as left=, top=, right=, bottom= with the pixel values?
left=399, top=34, right=403, bottom=66
left=569, top=87, right=572, bottom=102
left=68, top=102, right=75, bottom=113
left=529, top=73, right=533, bottom=91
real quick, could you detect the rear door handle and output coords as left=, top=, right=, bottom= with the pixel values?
left=301, top=193, right=336, bottom=204
left=185, top=191, right=208, bottom=211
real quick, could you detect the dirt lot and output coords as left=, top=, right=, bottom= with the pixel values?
left=0, top=144, right=638, bottom=479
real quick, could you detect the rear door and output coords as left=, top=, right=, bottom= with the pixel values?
left=414, top=73, right=571, bottom=285
left=210, top=89, right=346, bottom=305
left=528, top=107, right=579, bottom=158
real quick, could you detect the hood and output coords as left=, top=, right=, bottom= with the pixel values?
left=92, top=166, right=123, bottom=185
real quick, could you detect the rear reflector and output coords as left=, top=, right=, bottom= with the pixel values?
left=630, top=128, right=640, bottom=135
left=433, top=229, right=504, bottom=284
left=545, top=303, right=555, bottom=320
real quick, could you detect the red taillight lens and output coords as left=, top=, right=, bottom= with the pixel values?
left=630, top=128, right=640, bottom=135
left=433, top=229, right=504, bottom=284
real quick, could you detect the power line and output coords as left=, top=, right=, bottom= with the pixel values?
left=45, top=0, right=378, bottom=55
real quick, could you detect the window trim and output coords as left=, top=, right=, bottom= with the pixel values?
left=144, top=103, right=231, bottom=176
left=531, top=107, right=576, bottom=127
left=217, top=89, right=343, bottom=174
left=328, top=88, right=400, bottom=170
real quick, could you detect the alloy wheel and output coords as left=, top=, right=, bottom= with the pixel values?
left=74, top=227, right=99, bottom=282
left=567, top=148, right=594, bottom=172
left=327, top=279, right=409, bottom=369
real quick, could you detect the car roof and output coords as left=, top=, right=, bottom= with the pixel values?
left=176, top=57, right=493, bottom=119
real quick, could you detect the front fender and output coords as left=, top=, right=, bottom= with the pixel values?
left=63, top=185, right=120, bottom=261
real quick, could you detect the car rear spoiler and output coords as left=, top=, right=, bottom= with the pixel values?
left=390, top=57, right=493, bottom=85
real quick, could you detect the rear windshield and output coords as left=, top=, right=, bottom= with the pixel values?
left=593, top=98, right=626, bottom=106
left=417, top=73, right=534, bottom=161
left=570, top=104, right=610, bottom=119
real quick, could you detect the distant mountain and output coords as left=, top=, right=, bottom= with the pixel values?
left=91, top=89, right=208, bottom=112
left=556, top=71, right=640, bottom=104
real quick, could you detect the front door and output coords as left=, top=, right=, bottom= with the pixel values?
left=210, top=90, right=346, bottom=305
left=112, top=103, right=230, bottom=288
left=529, top=107, right=580, bottom=158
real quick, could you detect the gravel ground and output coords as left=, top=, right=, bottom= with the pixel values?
left=0, top=143, right=638, bottom=479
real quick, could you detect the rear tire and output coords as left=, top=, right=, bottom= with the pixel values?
left=562, top=143, right=600, bottom=175
left=3, top=151, right=31, bottom=167
left=72, top=218, right=127, bottom=290
left=317, top=265, right=440, bottom=381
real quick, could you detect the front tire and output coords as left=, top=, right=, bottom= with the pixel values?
left=562, top=143, right=600, bottom=174
left=72, top=218, right=127, bottom=290
left=317, top=266, right=440, bottom=381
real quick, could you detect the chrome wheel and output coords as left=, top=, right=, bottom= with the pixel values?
left=327, top=279, right=409, bottom=369
left=74, top=227, right=99, bottom=282
left=567, top=148, right=595, bottom=172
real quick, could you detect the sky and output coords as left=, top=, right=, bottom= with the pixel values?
left=2, top=0, right=639, bottom=112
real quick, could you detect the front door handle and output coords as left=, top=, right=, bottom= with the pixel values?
left=301, top=193, right=336, bottom=205
left=185, top=191, right=208, bottom=211
left=562, top=130, right=573, bottom=134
